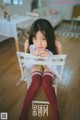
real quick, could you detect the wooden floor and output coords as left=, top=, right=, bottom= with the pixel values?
left=0, top=35, right=80, bottom=120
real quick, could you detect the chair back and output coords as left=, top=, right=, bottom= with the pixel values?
left=17, top=52, right=67, bottom=83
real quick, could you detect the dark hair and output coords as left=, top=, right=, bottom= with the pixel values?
left=29, top=19, right=58, bottom=54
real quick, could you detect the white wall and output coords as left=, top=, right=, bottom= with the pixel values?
left=1, top=0, right=32, bottom=16
left=48, top=0, right=78, bottom=20
left=0, top=0, right=79, bottom=20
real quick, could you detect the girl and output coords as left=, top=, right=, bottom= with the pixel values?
left=19, top=19, right=62, bottom=120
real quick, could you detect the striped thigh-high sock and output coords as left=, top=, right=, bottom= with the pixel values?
left=42, top=71, right=59, bottom=120
left=19, top=71, right=42, bottom=120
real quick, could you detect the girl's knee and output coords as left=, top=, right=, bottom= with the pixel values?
left=31, top=73, right=42, bottom=90
left=42, top=79, right=50, bottom=89
left=32, top=78, right=41, bottom=90
left=42, top=74, right=53, bottom=89
left=35, top=80, right=41, bottom=89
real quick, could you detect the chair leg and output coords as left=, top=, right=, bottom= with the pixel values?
left=52, top=85, right=57, bottom=95
left=16, top=77, right=23, bottom=86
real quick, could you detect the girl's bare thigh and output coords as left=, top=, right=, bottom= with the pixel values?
left=43, top=65, right=52, bottom=73
left=31, top=65, right=43, bottom=73
left=31, top=65, right=52, bottom=74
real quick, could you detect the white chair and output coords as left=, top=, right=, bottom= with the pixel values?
left=16, top=52, right=67, bottom=104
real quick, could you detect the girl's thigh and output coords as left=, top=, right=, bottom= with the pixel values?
left=31, top=65, right=43, bottom=73
left=43, top=66, right=51, bottom=73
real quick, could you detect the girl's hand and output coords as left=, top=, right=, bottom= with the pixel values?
left=32, top=49, right=41, bottom=56
left=32, top=49, right=49, bottom=57
left=40, top=50, right=49, bottom=57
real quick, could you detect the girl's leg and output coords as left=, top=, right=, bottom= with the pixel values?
left=42, top=71, right=59, bottom=120
left=19, top=70, right=42, bottom=120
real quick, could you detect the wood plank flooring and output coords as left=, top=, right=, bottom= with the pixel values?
left=0, top=35, right=80, bottom=120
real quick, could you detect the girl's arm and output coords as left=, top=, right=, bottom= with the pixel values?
left=55, top=40, right=62, bottom=54
left=24, top=39, right=29, bottom=53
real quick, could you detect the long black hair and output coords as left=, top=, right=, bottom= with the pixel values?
left=29, top=19, right=58, bottom=54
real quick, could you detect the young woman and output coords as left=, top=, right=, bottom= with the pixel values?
left=19, top=19, right=62, bottom=120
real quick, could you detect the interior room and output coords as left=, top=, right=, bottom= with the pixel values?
left=0, top=0, right=80, bottom=120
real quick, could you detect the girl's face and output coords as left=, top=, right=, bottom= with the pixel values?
left=32, top=31, right=47, bottom=51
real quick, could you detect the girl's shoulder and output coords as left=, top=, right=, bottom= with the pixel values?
left=55, top=40, right=62, bottom=54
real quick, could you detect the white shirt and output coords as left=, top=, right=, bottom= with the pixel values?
left=24, top=44, right=61, bottom=88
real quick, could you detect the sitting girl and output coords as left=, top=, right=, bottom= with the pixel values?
left=19, top=19, right=62, bottom=120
